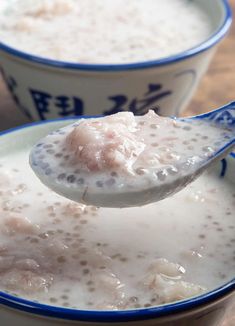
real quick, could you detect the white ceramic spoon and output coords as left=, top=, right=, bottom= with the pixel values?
left=29, top=102, right=235, bottom=208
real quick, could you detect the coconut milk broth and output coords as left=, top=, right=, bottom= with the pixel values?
left=0, top=0, right=212, bottom=63
left=0, top=150, right=234, bottom=310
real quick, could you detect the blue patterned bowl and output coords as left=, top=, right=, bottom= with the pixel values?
left=0, top=0, right=232, bottom=122
left=0, top=118, right=234, bottom=326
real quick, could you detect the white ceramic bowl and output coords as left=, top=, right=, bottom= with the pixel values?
left=0, top=0, right=232, bottom=121
left=0, top=118, right=234, bottom=326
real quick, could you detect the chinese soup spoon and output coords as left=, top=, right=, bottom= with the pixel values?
left=30, top=102, right=235, bottom=208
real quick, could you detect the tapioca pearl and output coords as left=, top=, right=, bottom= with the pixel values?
left=30, top=238, right=39, bottom=243
left=167, top=166, right=178, bottom=175
left=43, top=144, right=54, bottom=149
left=48, top=230, right=58, bottom=236
left=96, top=180, right=103, bottom=188
left=88, top=287, right=96, bottom=292
left=57, top=256, right=67, bottom=263
left=61, top=294, right=69, bottom=300
left=159, top=146, right=171, bottom=153
left=79, top=247, right=88, bottom=254
left=50, top=297, right=58, bottom=303
left=198, top=234, right=206, bottom=239
left=67, top=175, right=76, bottom=183
left=40, top=162, right=50, bottom=170
left=46, top=149, right=55, bottom=154
left=105, top=178, right=116, bottom=187
left=135, top=167, right=147, bottom=175
left=151, top=142, right=159, bottom=147
left=36, top=143, right=44, bottom=148
left=65, top=237, right=73, bottom=242
left=39, top=232, right=49, bottom=239
left=53, top=218, right=61, bottom=223
left=183, top=125, right=192, bottom=131
left=165, top=152, right=181, bottom=161
left=83, top=268, right=90, bottom=275
left=71, top=253, right=80, bottom=260
left=57, top=173, right=66, bottom=181
left=45, top=168, right=52, bottom=175
left=110, top=253, right=121, bottom=259
left=99, top=265, right=107, bottom=270
left=23, top=203, right=30, bottom=208
left=150, top=297, right=157, bottom=303
left=150, top=124, right=159, bottom=129
left=187, top=146, right=194, bottom=150
left=87, top=301, right=94, bottom=306
left=55, top=153, right=63, bottom=158
left=156, top=170, right=167, bottom=181
left=53, top=140, right=60, bottom=145
left=80, top=219, right=88, bottom=225
left=173, top=123, right=181, bottom=129
left=77, top=178, right=84, bottom=185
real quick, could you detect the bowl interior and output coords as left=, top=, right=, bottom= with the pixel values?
left=0, top=118, right=234, bottom=323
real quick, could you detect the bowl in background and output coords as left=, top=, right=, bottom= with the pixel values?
left=0, top=0, right=232, bottom=122
left=0, top=118, right=234, bottom=326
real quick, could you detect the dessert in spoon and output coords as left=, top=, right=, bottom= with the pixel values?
left=30, top=102, right=235, bottom=207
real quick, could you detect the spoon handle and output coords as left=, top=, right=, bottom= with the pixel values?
left=192, top=101, right=235, bottom=129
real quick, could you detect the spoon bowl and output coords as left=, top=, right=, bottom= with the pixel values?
left=29, top=102, right=235, bottom=207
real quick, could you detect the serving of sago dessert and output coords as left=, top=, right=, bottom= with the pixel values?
left=0, top=0, right=212, bottom=63
left=30, top=111, right=234, bottom=207
left=0, top=121, right=234, bottom=310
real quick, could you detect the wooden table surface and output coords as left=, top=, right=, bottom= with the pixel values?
left=0, top=1, right=234, bottom=325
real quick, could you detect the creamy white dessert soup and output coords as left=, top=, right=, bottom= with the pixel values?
left=0, top=148, right=235, bottom=310
left=0, top=0, right=213, bottom=63
left=30, top=111, right=234, bottom=207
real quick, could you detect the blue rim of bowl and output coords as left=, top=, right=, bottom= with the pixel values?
left=0, top=118, right=234, bottom=323
left=0, top=0, right=232, bottom=72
